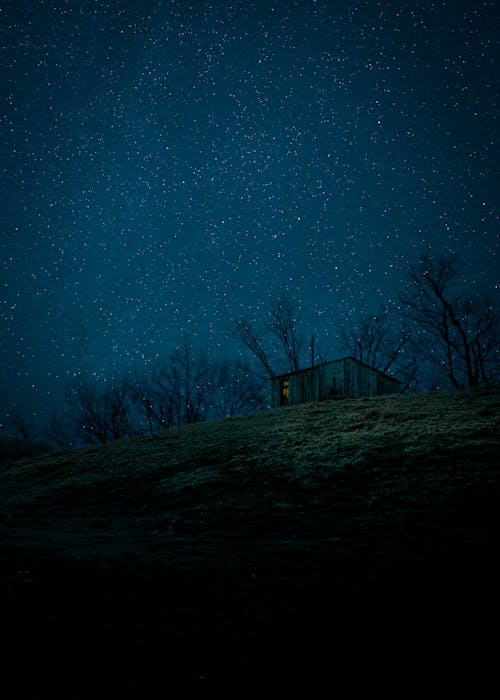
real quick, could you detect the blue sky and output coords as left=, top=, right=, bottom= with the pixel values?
left=1, top=0, right=498, bottom=431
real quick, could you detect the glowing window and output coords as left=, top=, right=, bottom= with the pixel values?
left=280, top=379, right=289, bottom=404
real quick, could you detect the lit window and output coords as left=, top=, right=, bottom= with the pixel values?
left=280, top=379, right=289, bottom=404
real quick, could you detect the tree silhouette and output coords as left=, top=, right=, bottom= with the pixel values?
left=340, top=308, right=418, bottom=390
left=233, top=298, right=307, bottom=377
left=209, top=359, right=267, bottom=418
left=158, top=340, right=217, bottom=426
left=9, top=414, right=35, bottom=441
left=64, top=376, right=134, bottom=444
left=401, top=253, right=499, bottom=388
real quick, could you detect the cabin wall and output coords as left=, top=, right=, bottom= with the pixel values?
left=288, top=362, right=328, bottom=404
left=270, top=361, right=344, bottom=407
left=324, top=360, right=347, bottom=397
left=343, top=358, right=377, bottom=397
left=269, top=357, right=401, bottom=408
left=270, top=380, right=281, bottom=408
left=376, top=373, right=401, bottom=395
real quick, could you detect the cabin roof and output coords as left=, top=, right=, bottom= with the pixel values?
left=269, top=356, right=402, bottom=384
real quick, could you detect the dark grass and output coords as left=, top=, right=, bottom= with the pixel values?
left=1, top=388, right=499, bottom=696
left=0, top=435, right=52, bottom=467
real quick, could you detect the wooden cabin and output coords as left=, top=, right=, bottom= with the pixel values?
left=269, top=356, right=402, bottom=408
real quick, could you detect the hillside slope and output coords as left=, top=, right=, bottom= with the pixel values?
left=1, top=388, right=499, bottom=695
left=0, top=435, right=52, bottom=467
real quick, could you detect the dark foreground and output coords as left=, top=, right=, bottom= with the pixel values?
left=1, top=390, right=499, bottom=696
left=2, top=526, right=498, bottom=697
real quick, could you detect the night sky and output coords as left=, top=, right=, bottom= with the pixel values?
left=1, top=0, right=498, bottom=433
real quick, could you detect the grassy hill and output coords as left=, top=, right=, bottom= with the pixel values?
left=0, top=435, right=52, bottom=467
left=1, top=388, right=499, bottom=695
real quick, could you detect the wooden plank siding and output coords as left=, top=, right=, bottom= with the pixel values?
left=270, top=356, right=401, bottom=408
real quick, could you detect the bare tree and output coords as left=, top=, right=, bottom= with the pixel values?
left=233, top=316, right=276, bottom=378
left=65, top=380, right=108, bottom=444
left=44, top=409, right=74, bottom=448
left=126, top=367, right=174, bottom=433
left=340, top=308, right=418, bottom=390
left=210, top=360, right=267, bottom=418
left=401, top=253, right=499, bottom=388
left=64, top=375, right=135, bottom=444
left=128, top=355, right=267, bottom=428
left=105, top=380, right=134, bottom=440
left=9, top=414, right=35, bottom=440
left=159, top=341, right=217, bottom=426
left=267, top=298, right=304, bottom=372
left=233, top=298, right=307, bottom=377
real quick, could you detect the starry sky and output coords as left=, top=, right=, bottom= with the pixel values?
left=1, top=0, right=498, bottom=433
